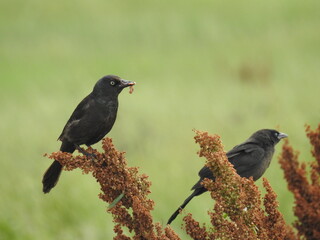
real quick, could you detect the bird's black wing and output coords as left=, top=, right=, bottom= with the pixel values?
left=227, top=142, right=265, bottom=178
left=58, top=94, right=93, bottom=141
left=227, top=142, right=264, bottom=166
left=192, top=142, right=264, bottom=190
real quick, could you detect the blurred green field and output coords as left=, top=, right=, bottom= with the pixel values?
left=1, top=0, right=319, bottom=239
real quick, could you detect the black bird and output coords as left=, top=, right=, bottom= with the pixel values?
left=42, top=75, right=135, bottom=194
left=167, top=129, right=287, bottom=224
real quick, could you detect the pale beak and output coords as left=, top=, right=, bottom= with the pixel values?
left=119, top=79, right=136, bottom=88
left=278, top=132, right=288, bottom=139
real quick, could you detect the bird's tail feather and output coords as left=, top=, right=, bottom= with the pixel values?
left=167, top=190, right=199, bottom=225
left=42, top=141, right=75, bottom=194
left=42, top=160, right=63, bottom=194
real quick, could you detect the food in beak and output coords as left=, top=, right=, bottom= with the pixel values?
left=129, top=85, right=134, bottom=94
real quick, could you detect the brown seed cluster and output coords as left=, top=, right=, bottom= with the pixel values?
left=279, top=124, right=320, bottom=240
left=181, top=130, right=296, bottom=240
left=183, top=213, right=213, bottom=240
left=46, top=138, right=180, bottom=240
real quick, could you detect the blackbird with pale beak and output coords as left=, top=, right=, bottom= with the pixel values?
left=42, top=75, right=136, bottom=193
left=167, top=129, right=288, bottom=224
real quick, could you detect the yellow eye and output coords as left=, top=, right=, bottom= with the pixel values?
left=110, top=81, right=115, bottom=86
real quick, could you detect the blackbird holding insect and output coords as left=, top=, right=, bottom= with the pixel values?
left=42, top=75, right=135, bottom=194
left=167, top=129, right=288, bottom=224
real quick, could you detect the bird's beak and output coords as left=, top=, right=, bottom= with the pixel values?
left=119, top=79, right=136, bottom=88
left=278, top=132, right=288, bottom=139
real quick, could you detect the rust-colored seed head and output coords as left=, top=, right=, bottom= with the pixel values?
left=46, top=138, right=181, bottom=240
left=279, top=124, right=320, bottom=240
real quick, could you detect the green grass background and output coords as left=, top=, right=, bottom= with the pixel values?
left=1, top=0, right=319, bottom=239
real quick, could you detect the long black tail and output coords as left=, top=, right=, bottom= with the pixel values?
left=42, top=160, right=63, bottom=193
left=42, top=141, right=75, bottom=194
left=167, top=188, right=205, bottom=225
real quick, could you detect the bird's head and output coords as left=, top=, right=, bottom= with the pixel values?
left=250, top=129, right=288, bottom=146
left=93, top=75, right=136, bottom=96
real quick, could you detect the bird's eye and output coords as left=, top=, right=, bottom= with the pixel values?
left=110, top=81, right=116, bottom=86
left=274, top=132, right=279, bottom=136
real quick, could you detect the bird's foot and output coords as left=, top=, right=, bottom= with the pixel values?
left=85, top=152, right=97, bottom=162
left=74, top=144, right=97, bottom=161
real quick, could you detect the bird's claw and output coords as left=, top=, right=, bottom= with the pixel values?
left=81, top=151, right=97, bottom=162
left=87, top=152, right=97, bottom=162
left=75, top=144, right=97, bottom=162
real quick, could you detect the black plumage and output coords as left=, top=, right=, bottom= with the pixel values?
left=167, top=129, right=288, bottom=225
left=42, top=75, right=135, bottom=194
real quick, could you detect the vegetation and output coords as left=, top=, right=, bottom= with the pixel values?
left=45, top=126, right=319, bottom=239
left=1, top=0, right=319, bottom=239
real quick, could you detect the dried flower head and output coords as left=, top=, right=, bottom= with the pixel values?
left=47, top=138, right=180, bottom=240
left=279, top=124, right=320, bottom=240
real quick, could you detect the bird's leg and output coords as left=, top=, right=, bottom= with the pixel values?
left=74, top=144, right=97, bottom=160
left=86, top=145, right=98, bottom=161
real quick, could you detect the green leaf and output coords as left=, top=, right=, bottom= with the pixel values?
left=108, top=193, right=125, bottom=210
